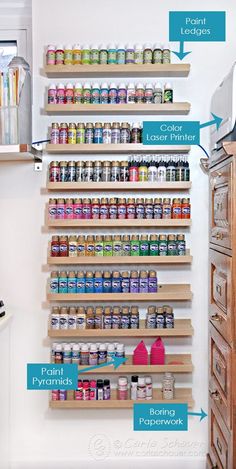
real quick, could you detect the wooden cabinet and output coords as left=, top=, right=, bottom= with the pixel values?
left=208, top=144, right=236, bottom=469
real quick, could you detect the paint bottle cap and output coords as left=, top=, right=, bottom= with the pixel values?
left=145, top=83, right=153, bottom=89
left=137, top=83, right=144, bottom=89
left=127, top=82, right=135, bottom=88
left=63, top=343, right=71, bottom=352
left=48, top=45, right=55, bottom=51
left=135, top=44, right=143, bottom=50
left=117, top=44, right=125, bottom=50
left=92, top=82, right=100, bottom=89
left=73, top=44, right=81, bottom=50
left=108, top=43, right=116, bottom=50
left=75, top=82, right=82, bottom=89
left=116, top=343, right=124, bottom=352
left=56, top=45, right=64, bottom=50
left=155, top=82, right=162, bottom=90
left=91, top=44, right=99, bottom=50
left=165, top=82, right=172, bottom=89
left=145, top=376, right=152, bottom=384
left=138, top=376, right=145, bottom=386
left=126, top=43, right=134, bottom=50
left=110, top=82, right=117, bottom=89
left=65, top=44, right=72, bottom=50
left=108, top=343, right=115, bottom=351
left=132, top=122, right=140, bottom=128
left=83, top=82, right=91, bottom=89
left=58, top=83, right=65, bottom=89
left=66, top=83, right=73, bottom=89
left=90, top=344, right=97, bottom=352
left=163, top=43, right=170, bottom=50
left=131, top=375, right=139, bottom=383
left=118, top=376, right=128, bottom=386
left=81, top=344, right=89, bottom=352
left=101, top=82, right=108, bottom=89
left=82, top=44, right=90, bottom=50
left=153, top=43, right=162, bottom=50
left=99, top=343, right=107, bottom=351
left=119, top=83, right=126, bottom=89
left=55, top=344, right=62, bottom=351
left=49, top=83, right=56, bottom=89
left=144, top=43, right=153, bottom=50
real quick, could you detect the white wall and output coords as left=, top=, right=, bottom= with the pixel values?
left=0, top=0, right=236, bottom=467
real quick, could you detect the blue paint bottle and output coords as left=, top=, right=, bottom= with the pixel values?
left=85, top=271, right=94, bottom=293
left=112, top=271, right=122, bottom=293
left=103, top=271, right=112, bottom=293
left=50, top=271, right=59, bottom=293
left=76, top=271, right=85, bottom=293
left=68, top=271, right=77, bottom=294
left=59, top=271, right=68, bottom=293
left=94, top=271, right=103, bottom=293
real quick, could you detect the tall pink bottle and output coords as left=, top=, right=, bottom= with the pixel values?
left=150, top=338, right=165, bottom=365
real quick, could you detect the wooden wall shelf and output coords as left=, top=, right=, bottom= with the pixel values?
left=47, top=219, right=192, bottom=228
left=44, top=63, right=191, bottom=78
left=48, top=251, right=192, bottom=266
left=76, top=354, right=193, bottom=373
left=45, top=103, right=190, bottom=115
left=46, top=143, right=191, bottom=154
left=47, top=284, right=193, bottom=302
left=46, top=181, right=192, bottom=191
left=48, top=319, right=193, bottom=338
left=49, top=388, right=194, bottom=409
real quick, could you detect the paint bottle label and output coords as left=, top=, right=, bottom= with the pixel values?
left=148, top=278, right=157, bottom=293
left=95, top=242, right=104, bottom=256
left=85, top=279, right=94, bottom=293
left=94, top=278, right=103, bottom=293
left=149, top=242, right=159, bottom=256
left=59, top=279, right=68, bottom=293
left=121, top=278, right=130, bottom=293
left=76, top=278, right=85, bottom=293
left=68, top=279, right=77, bottom=293
left=103, top=279, right=112, bottom=293
left=98, top=350, right=107, bottom=364
left=112, top=279, right=122, bottom=293
left=140, top=241, right=149, bottom=256
left=104, top=315, right=112, bottom=328
left=139, top=278, right=148, bottom=293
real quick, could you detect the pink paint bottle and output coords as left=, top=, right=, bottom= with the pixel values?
left=65, top=83, right=74, bottom=104
left=48, top=83, right=57, bottom=104
left=75, top=380, right=83, bottom=400
left=82, top=198, right=92, bottom=219
left=48, top=198, right=57, bottom=220
left=118, top=376, right=128, bottom=400
left=65, top=198, right=74, bottom=219
left=46, top=45, right=56, bottom=65
left=57, top=83, right=65, bottom=104
left=55, top=44, right=64, bottom=65
left=56, top=198, right=65, bottom=219
left=83, top=380, right=90, bottom=400
left=73, top=198, right=83, bottom=219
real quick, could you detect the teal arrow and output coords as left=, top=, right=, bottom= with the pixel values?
left=188, top=408, right=207, bottom=422
left=200, top=113, right=223, bottom=131
left=78, top=356, right=127, bottom=374
left=172, top=42, right=191, bottom=61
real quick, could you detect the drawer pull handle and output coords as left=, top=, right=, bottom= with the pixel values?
left=216, top=171, right=222, bottom=177
left=209, top=390, right=222, bottom=403
left=216, top=362, right=222, bottom=375
left=216, top=284, right=222, bottom=295
left=216, top=437, right=222, bottom=454
left=211, top=314, right=223, bottom=323
left=212, top=233, right=223, bottom=240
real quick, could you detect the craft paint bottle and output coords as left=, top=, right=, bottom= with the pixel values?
left=100, top=197, right=109, bottom=219
left=49, top=161, right=60, bottom=182
left=80, top=344, right=89, bottom=365
left=146, top=305, right=156, bottom=329
left=65, top=198, right=74, bottom=219
left=116, top=343, right=125, bottom=357
left=111, top=122, right=121, bottom=143
left=111, top=161, right=120, bottom=182
left=122, top=234, right=131, bottom=256
left=94, top=307, right=103, bottom=329
left=107, top=344, right=116, bottom=360
left=118, top=376, right=128, bottom=400
left=63, top=343, right=72, bottom=364
left=86, top=307, right=95, bottom=329
left=118, top=198, right=127, bottom=219
left=109, top=83, right=118, bottom=104
left=89, top=344, right=98, bottom=366
left=73, top=198, right=83, bottom=219
left=76, top=123, right=85, bottom=144
left=59, top=390, right=67, bottom=401
left=112, top=306, right=121, bottom=329
left=166, top=158, right=176, bottom=182
left=77, top=306, right=86, bottom=329
left=148, top=158, right=158, bottom=182
left=102, top=124, right=111, bottom=144
left=134, top=44, right=143, bottom=64
left=83, top=83, right=91, bottom=104
left=145, top=198, right=154, bottom=219
left=109, top=197, right=118, bottom=219
left=139, top=270, right=148, bottom=293
left=92, top=198, right=100, bottom=220
left=85, top=271, right=94, bottom=293
left=103, top=379, right=111, bottom=400
left=164, top=305, right=174, bottom=329
left=148, top=271, right=158, bottom=292
left=84, top=161, right=93, bottom=182
left=181, top=198, right=191, bottom=219
left=82, top=198, right=92, bottom=219
left=117, top=44, right=126, bottom=64
left=153, top=43, right=162, bottom=64
left=55, top=45, right=64, bottom=65
left=153, top=198, right=163, bottom=219
left=103, top=272, right=112, bottom=293
left=91, top=83, right=100, bottom=104
left=103, top=235, right=113, bottom=256
left=73, top=44, right=82, bottom=64
left=47, top=45, right=56, bottom=65
left=48, top=199, right=57, bottom=220
left=121, top=271, right=130, bottom=293
left=68, top=306, right=77, bottom=328
left=162, top=198, right=172, bottom=219
left=48, top=84, right=57, bottom=104
left=67, top=161, right=76, bottom=182
left=162, top=373, right=175, bottom=400
left=113, top=235, right=122, bottom=257
left=59, top=161, right=67, bottom=181
left=112, top=271, right=122, bottom=293
left=59, top=307, right=68, bottom=330
left=99, top=45, right=108, bottom=64
left=104, top=307, right=112, bottom=329
left=72, top=344, right=80, bottom=364
left=131, top=235, right=140, bottom=256
left=93, top=161, right=102, bottom=182
left=157, top=159, right=166, bottom=181
left=59, top=271, right=68, bottom=293
left=50, top=271, right=59, bottom=293
left=136, top=198, right=145, bottom=219
left=90, top=45, right=99, bottom=65
left=131, top=375, right=138, bottom=400
left=107, top=44, right=117, bottom=64
left=120, top=161, right=129, bottom=181
left=98, top=344, right=107, bottom=364
left=50, top=122, right=59, bottom=144
left=68, top=123, right=76, bottom=144
left=117, top=83, right=127, bottom=104
left=144, top=83, right=154, bottom=104
left=140, top=234, right=149, bottom=256
left=139, top=160, right=148, bottom=181
left=95, top=235, right=104, bottom=257
left=125, top=44, right=135, bottom=64
left=153, top=82, right=163, bottom=104
left=81, top=45, right=91, bottom=64
left=100, top=82, right=109, bottom=104
left=65, top=83, right=74, bottom=103
left=162, top=43, right=171, bottom=64
left=89, top=380, right=97, bottom=400
left=120, top=122, right=131, bottom=143
left=51, top=307, right=60, bottom=330
left=127, top=83, right=136, bottom=104
left=75, top=380, right=83, bottom=400
left=76, top=271, right=85, bottom=293
left=85, top=122, right=94, bottom=143
left=57, top=83, right=66, bottom=104
left=159, top=235, right=168, bottom=256
left=129, top=159, right=139, bottom=182
left=85, top=235, right=95, bottom=257
left=149, top=234, right=159, bottom=256
left=164, top=82, right=173, bottom=103
left=137, top=377, right=146, bottom=400
left=130, top=270, right=139, bottom=293
left=131, top=122, right=142, bottom=143
left=74, top=82, right=82, bottom=103
left=64, top=45, right=73, bottom=65
left=56, top=198, right=65, bottom=219
left=59, top=235, right=68, bottom=257
left=167, top=234, right=177, bottom=256
left=59, top=124, right=68, bottom=146
left=127, top=198, right=136, bottom=219
left=97, top=380, right=104, bottom=400
left=94, top=271, right=103, bottom=293
left=145, top=376, right=153, bottom=400
left=136, top=83, right=145, bottom=103
left=54, top=343, right=63, bottom=364
left=130, top=306, right=139, bottom=329
left=83, top=382, right=91, bottom=402
left=176, top=234, right=186, bottom=256
left=143, top=43, right=153, bottom=64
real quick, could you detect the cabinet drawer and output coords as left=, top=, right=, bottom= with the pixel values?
left=209, top=249, right=233, bottom=344
left=206, top=453, right=218, bottom=468
left=209, top=325, right=231, bottom=427
left=210, top=161, right=232, bottom=250
left=209, top=401, right=231, bottom=469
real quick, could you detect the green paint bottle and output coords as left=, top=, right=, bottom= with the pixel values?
left=95, top=235, right=104, bottom=257
left=103, top=235, right=113, bottom=257
left=131, top=234, right=140, bottom=256
left=140, top=234, right=149, bottom=256
left=167, top=234, right=177, bottom=256
left=149, top=234, right=159, bottom=256
left=159, top=234, right=168, bottom=256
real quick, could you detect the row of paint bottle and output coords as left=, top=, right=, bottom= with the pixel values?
left=50, top=234, right=186, bottom=258
left=52, top=342, right=125, bottom=365
left=48, top=82, right=173, bottom=104
left=52, top=379, right=111, bottom=401
left=50, top=270, right=158, bottom=294
left=49, top=156, right=189, bottom=183
left=46, top=43, right=171, bottom=66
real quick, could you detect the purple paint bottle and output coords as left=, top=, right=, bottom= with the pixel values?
left=121, top=271, right=130, bottom=293
left=130, top=270, right=139, bottom=293
left=139, top=271, right=149, bottom=293
left=148, top=271, right=158, bottom=293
